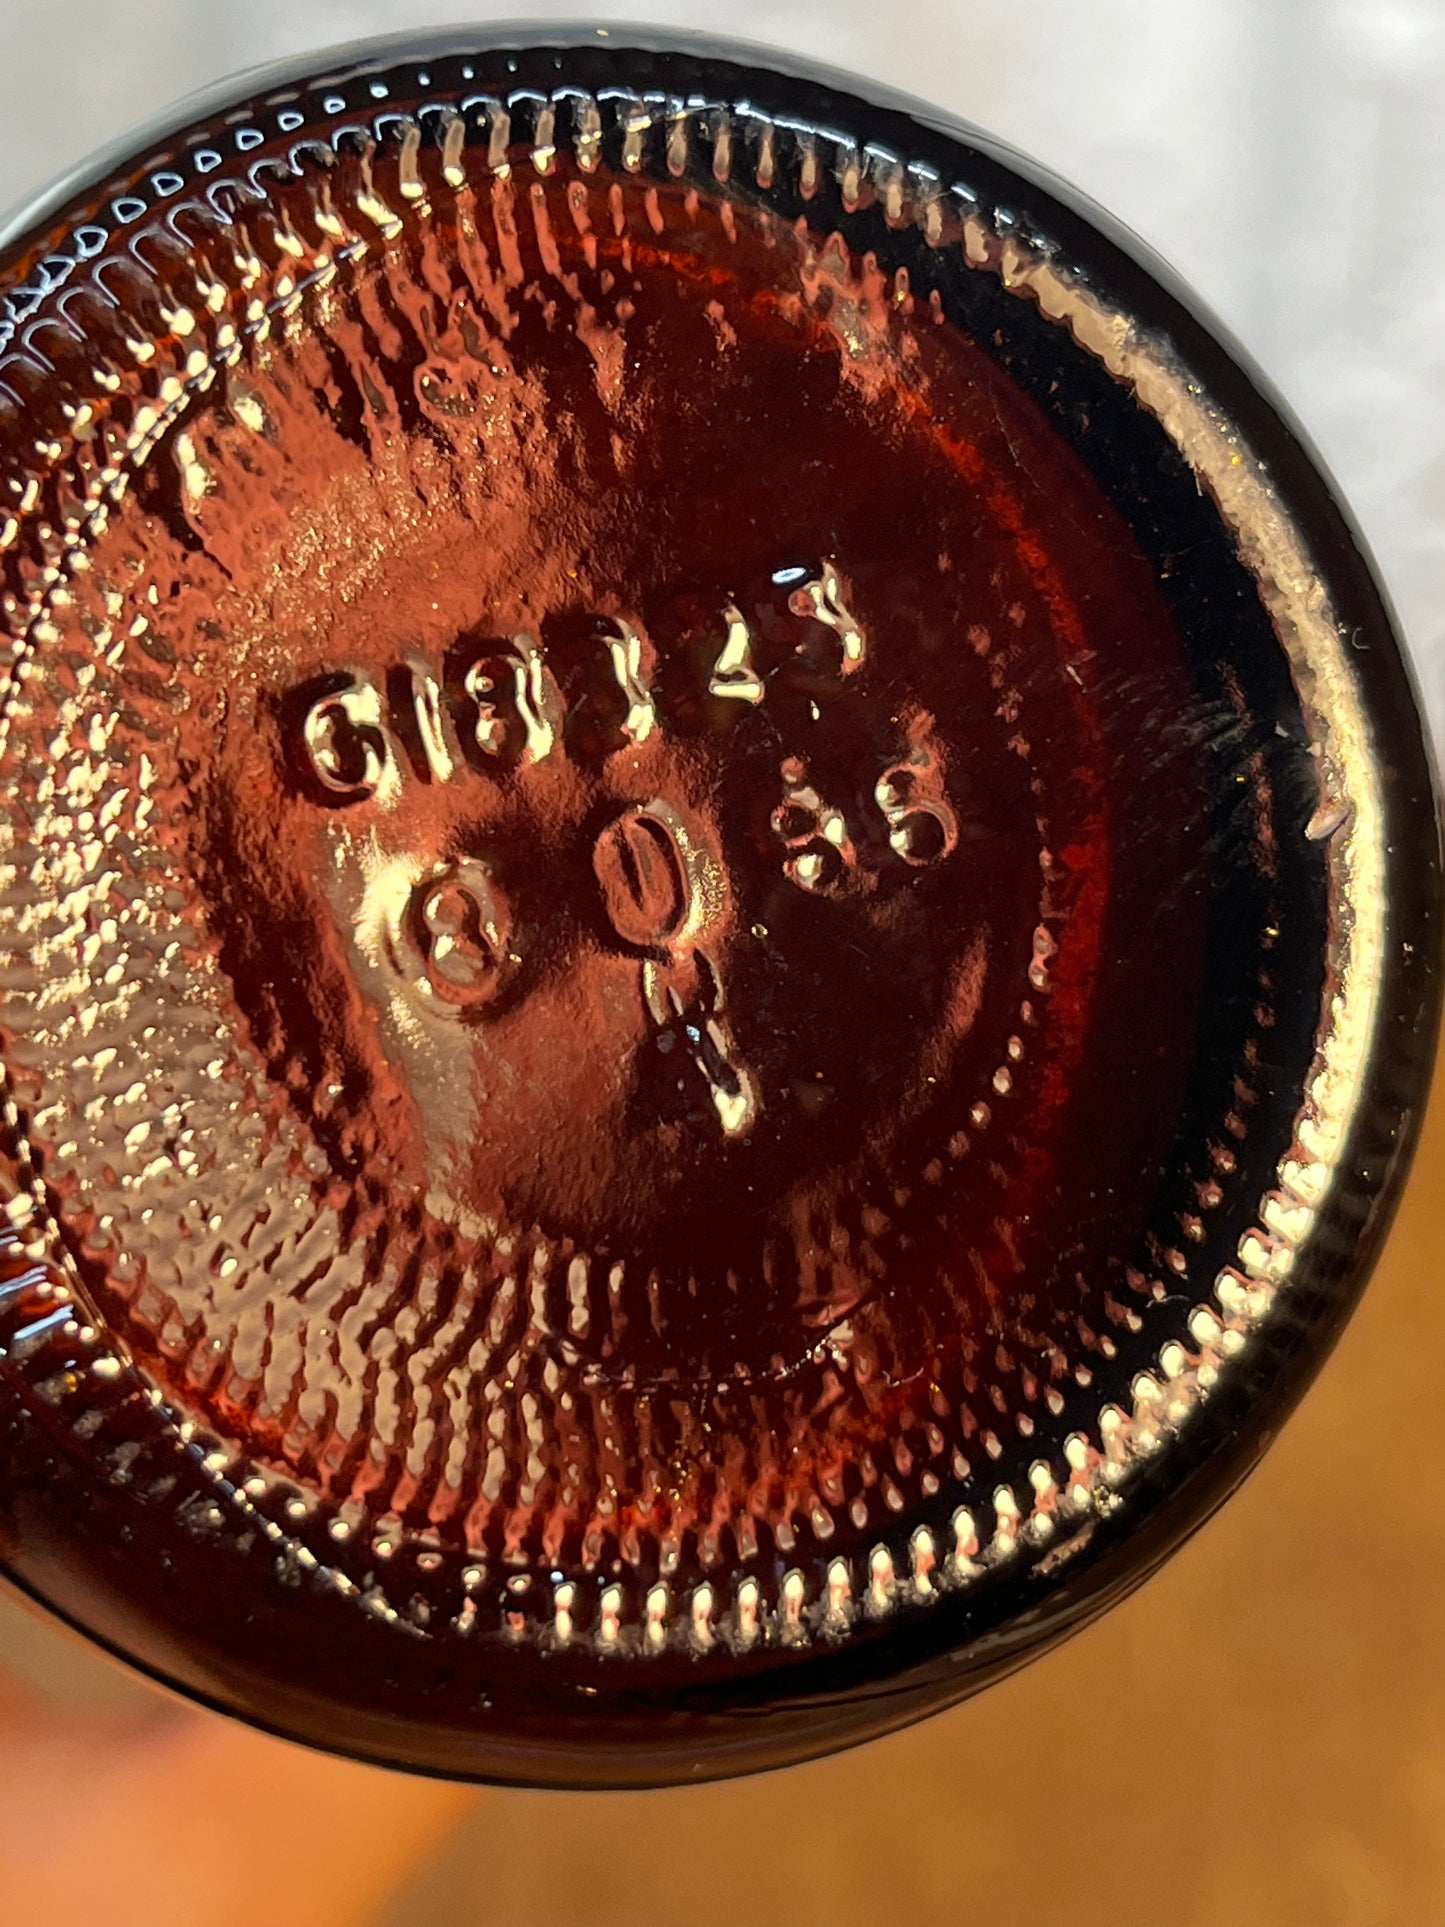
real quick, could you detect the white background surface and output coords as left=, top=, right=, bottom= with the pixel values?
left=0, top=1, right=1442, bottom=741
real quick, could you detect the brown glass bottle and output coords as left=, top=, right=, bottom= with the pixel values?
left=0, top=29, right=1436, bottom=1785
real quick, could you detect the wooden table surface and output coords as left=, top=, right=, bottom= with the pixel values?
left=0, top=1079, right=1440, bottom=1927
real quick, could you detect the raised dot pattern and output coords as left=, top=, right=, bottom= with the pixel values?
left=0, top=66, right=1325, bottom=1670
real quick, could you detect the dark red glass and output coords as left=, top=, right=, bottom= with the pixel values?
left=0, top=28, right=1436, bottom=1785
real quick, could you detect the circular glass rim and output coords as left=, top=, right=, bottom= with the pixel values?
left=0, top=23, right=1438, bottom=1786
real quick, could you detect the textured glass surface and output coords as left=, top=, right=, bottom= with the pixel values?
left=0, top=32, right=1436, bottom=1784
left=4, top=0, right=1443, bottom=749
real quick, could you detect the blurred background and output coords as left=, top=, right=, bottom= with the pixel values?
left=0, top=3, right=1442, bottom=1924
